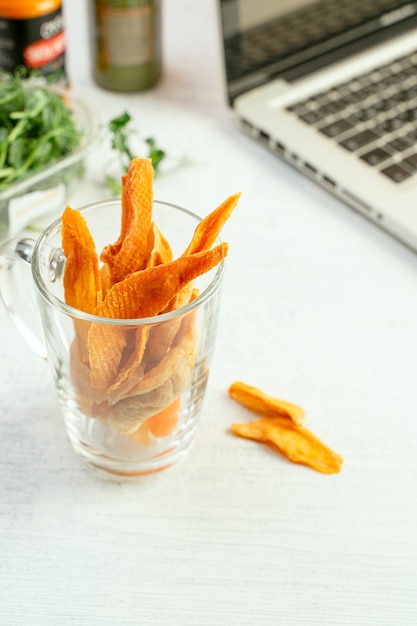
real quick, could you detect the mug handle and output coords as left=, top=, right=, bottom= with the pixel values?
left=0, top=237, right=47, bottom=359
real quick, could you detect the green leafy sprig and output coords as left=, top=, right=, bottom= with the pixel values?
left=106, top=111, right=166, bottom=195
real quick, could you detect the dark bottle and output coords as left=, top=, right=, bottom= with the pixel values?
left=89, top=0, right=162, bottom=93
left=0, top=0, right=67, bottom=85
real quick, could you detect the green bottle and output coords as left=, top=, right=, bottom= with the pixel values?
left=89, top=0, right=162, bottom=92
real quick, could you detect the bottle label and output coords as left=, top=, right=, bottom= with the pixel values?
left=0, top=8, right=66, bottom=81
left=99, top=6, right=153, bottom=67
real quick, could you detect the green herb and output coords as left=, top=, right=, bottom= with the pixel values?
left=0, top=71, right=83, bottom=191
left=106, top=111, right=166, bottom=194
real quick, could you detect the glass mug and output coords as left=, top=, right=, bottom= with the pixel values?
left=0, top=200, right=225, bottom=479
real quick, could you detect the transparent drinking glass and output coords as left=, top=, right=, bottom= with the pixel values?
left=0, top=199, right=225, bottom=479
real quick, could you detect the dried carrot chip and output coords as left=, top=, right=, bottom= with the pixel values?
left=62, top=206, right=102, bottom=314
left=231, top=417, right=343, bottom=474
left=100, top=158, right=155, bottom=284
left=228, top=381, right=305, bottom=425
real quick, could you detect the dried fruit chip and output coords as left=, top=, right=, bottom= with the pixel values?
left=97, top=243, right=228, bottom=321
left=228, top=381, right=343, bottom=474
left=127, top=422, right=152, bottom=447
left=231, top=417, right=343, bottom=474
left=148, top=221, right=173, bottom=268
left=62, top=206, right=102, bottom=314
left=100, top=158, right=155, bottom=285
left=165, top=192, right=241, bottom=313
left=183, top=192, right=241, bottom=256
left=106, top=316, right=196, bottom=405
left=228, top=380, right=305, bottom=425
left=147, top=397, right=181, bottom=437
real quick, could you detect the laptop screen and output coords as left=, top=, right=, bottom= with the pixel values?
left=219, top=0, right=417, bottom=102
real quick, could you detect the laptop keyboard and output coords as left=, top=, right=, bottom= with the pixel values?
left=286, top=51, right=417, bottom=183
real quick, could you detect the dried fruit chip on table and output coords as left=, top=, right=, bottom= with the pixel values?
left=62, top=157, right=240, bottom=444
left=228, top=381, right=343, bottom=474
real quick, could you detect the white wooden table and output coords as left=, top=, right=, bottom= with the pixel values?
left=1, top=1, right=417, bottom=624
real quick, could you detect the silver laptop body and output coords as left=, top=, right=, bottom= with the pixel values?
left=217, top=0, right=417, bottom=251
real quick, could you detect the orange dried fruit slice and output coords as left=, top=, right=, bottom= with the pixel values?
left=228, top=381, right=305, bottom=426
left=184, top=192, right=241, bottom=255
left=147, top=396, right=181, bottom=437
left=100, top=158, right=155, bottom=284
left=147, top=221, right=173, bottom=267
left=231, top=417, right=343, bottom=475
left=228, top=381, right=342, bottom=474
left=164, top=192, right=240, bottom=314
left=62, top=205, right=102, bottom=315
left=96, top=243, right=228, bottom=321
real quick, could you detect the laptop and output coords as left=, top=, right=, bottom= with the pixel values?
left=217, top=0, right=417, bottom=251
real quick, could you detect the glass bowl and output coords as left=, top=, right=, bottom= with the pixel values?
left=0, top=93, right=98, bottom=241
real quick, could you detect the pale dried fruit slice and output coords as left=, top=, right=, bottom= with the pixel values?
left=107, top=318, right=196, bottom=404
left=231, top=417, right=343, bottom=475
left=98, top=362, right=193, bottom=435
left=228, top=381, right=305, bottom=426
left=109, top=326, right=150, bottom=392
left=127, top=422, right=152, bottom=447
left=87, top=325, right=127, bottom=390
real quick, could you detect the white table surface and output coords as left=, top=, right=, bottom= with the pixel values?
left=2, top=1, right=417, bottom=624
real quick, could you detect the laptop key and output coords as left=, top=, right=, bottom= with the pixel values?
left=360, top=147, right=391, bottom=165
left=407, top=128, right=417, bottom=142
left=318, top=100, right=347, bottom=115
left=319, top=118, right=354, bottom=137
left=299, top=110, right=327, bottom=124
left=388, top=137, right=413, bottom=152
left=376, top=117, right=407, bottom=133
left=349, top=106, right=379, bottom=122
left=404, top=153, right=417, bottom=169
left=381, top=163, right=413, bottom=183
left=339, top=129, right=379, bottom=151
